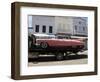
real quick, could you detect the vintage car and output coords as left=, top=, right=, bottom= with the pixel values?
left=33, top=34, right=84, bottom=51
left=29, top=34, right=85, bottom=60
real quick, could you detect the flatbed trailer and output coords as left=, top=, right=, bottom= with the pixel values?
left=28, top=45, right=83, bottom=60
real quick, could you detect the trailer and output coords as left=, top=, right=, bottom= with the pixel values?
left=29, top=45, right=84, bottom=60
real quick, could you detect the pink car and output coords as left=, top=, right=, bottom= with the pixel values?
left=34, top=34, right=84, bottom=51
left=37, top=39, right=83, bottom=48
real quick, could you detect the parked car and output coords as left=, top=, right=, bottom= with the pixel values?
left=34, top=34, right=84, bottom=50
left=29, top=34, right=85, bottom=60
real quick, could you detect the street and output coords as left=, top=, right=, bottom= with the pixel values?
left=28, top=50, right=88, bottom=66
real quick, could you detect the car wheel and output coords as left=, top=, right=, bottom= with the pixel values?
left=56, top=53, right=64, bottom=60
left=40, top=42, right=48, bottom=49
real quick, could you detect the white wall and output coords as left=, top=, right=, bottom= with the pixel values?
left=55, top=16, right=73, bottom=34
left=0, top=0, right=99, bottom=82
left=32, top=15, right=55, bottom=34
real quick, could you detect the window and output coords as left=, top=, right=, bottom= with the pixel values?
left=83, top=27, right=85, bottom=31
left=42, top=25, right=46, bottom=33
left=35, top=25, right=39, bottom=32
left=58, top=23, right=61, bottom=28
left=75, top=25, right=77, bottom=30
left=79, top=21, right=81, bottom=24
left=49, top=26, right=53, bottom=33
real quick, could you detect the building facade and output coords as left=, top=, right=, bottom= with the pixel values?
left=28, top=15, right=87, bottom=36
left=54, top=16, right=73, bottom=35
left=28, top=15, right=55, bottom=35
left=72, top=17, right=88, bottom=36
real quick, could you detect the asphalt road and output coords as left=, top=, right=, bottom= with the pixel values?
left=28, top=50, right=88, bottom=66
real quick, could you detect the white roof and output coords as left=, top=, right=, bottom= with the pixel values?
left=33, top=34, right=55, bottom=37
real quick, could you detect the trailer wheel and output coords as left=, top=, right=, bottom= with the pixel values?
left=40, top=42, right=48, bottom=49
left=56, top=53, right=64, bottom=60
left=73, top=51, right=78, bottom=55
left=32, top=53, right=39, bottom=59
left=74, top=52, right=78, bottom=55
left=64, top=52, right=69, bottom=60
